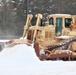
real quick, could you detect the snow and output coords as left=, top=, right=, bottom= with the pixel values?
left=56, top=36, right=70, bottom=39
left=0, top=42, right=76, bottom=75
left=0, top=40, right=10, bottom=42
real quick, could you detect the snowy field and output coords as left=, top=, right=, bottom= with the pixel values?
left=0, top=40, right=76, bottom=75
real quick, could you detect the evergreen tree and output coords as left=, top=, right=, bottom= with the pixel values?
left=0, top=0, right=17, bottom=36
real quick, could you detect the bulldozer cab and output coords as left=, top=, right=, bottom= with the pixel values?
left=48, top=14, right=73, bottom=36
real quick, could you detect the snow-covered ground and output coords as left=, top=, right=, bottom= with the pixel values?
left=0, top=41, right=76, bottom=75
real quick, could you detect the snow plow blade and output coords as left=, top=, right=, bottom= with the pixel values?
left=0, top=39, right=32, bottom=51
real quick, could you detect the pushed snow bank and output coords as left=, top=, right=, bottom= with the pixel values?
left=0, top=44, right=40, bottom=64
left=0, top=44, right=76, bottom=75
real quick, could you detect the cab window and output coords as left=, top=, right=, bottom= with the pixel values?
left=65, top=18, right=72, bottom=28
left=49, top=17, right=54, bottom=25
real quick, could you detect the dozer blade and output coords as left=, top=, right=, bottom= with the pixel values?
left=0, top=39, right=32, bottom=51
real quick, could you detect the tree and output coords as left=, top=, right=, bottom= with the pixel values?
left=0, top=0, right=18, bottom=36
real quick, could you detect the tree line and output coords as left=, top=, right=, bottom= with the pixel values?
left=0, top=0, right=76, bottom=39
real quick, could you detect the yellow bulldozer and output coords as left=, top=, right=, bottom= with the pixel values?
left=1, top=13, right=76, bottom=61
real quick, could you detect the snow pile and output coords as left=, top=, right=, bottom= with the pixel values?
left=0, top=44, right=40, bottom=64
left=0, top=43, right=76, bottom=75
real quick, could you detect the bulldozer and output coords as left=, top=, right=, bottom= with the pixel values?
left=1, top=13, right=76, bottom=61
